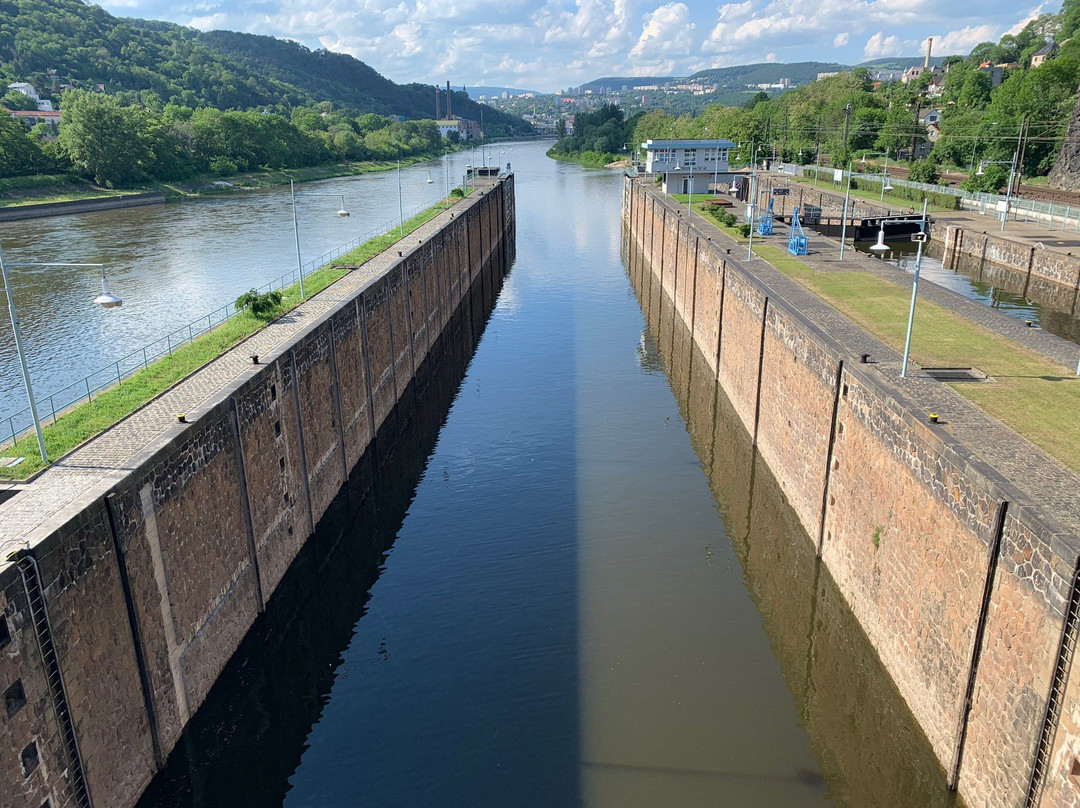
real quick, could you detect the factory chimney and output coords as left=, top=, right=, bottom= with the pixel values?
left=925, top=37, right=933, bottom=69
left=447, top=81, right=452, bottom=117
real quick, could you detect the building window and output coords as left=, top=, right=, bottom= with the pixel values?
left=21, top=742, right=39, bottom=777
left=5, top=679, right=26, bottom=717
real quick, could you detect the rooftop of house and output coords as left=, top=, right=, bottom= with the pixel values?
left=643, top=138, right=738, bottom=150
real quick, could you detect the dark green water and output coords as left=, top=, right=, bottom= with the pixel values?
left=136, top=141, right=957, bottom=808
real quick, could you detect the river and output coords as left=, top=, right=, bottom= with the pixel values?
left=126, top=140, right=956, bottom=807
left=0, top=146, right=506, bottom=428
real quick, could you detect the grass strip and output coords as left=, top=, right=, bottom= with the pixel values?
left=789, top=175, right=957, bottom=212
left=0, top=197, right=458, bottom=480
left=753, top=242, right=1080, bottom=474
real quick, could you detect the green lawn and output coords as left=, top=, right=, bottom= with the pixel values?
left=0, top=196, right=460, bottom=480
left=753, top=243, right=1080, bottom=473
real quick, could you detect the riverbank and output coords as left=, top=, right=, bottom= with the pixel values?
left=0, top=150, right=460, bottom=212
left=0, top=174, right=514, bottom=808
left=0, top=194, right=464, bottom=479
left=545, top=148, right=625, bottom=169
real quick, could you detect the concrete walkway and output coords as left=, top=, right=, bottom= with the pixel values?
left=0, top=197, right=473, bottom=570
left=684, top=193, right=1080, bottom=536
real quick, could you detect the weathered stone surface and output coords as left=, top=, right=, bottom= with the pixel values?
left=622, top=174, right=1080, bottom=808
left=0, top=177, right=514, bottom=808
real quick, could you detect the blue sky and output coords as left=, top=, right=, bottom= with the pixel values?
left=95, top=0, right=1055, bottom=92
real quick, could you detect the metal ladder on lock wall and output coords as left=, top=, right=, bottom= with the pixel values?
left=16, top=554, right=92, bottom=808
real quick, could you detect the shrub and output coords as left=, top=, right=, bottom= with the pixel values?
left=737, top=223, right=752, bottom=238
left=235, top=288, right=283, bottom=319
left=450, top=187, right=464, bottom=198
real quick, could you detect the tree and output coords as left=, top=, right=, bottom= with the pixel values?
left=0, top=114, right=48, bottom=177
left=745, top=91, right=769, bottom=109
left=554, top=117, right=567, bottom=139
left=2, top=90, right=37, bottom=111
left=57, top=90, right=149, bottom=186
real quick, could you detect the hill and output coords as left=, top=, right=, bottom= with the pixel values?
left=0, top=0, right=531, bottom=136
left=468, top=86, right=544, bottom=99
left=854, top=56, right=955, bottom=70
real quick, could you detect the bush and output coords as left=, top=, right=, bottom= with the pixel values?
left=235, top=288, right=283, bottom=319
left=737, top=223, right=752, bottom=238
left=907, top=158, right=941, bottom=185
left=450, top=187, right=464, bottom=198
left=209, top=156, right=238, bottom=176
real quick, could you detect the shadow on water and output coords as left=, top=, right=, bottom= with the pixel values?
left=136, top=250, right=522, bottom=808
left=627, top=239, right=960, bottom=808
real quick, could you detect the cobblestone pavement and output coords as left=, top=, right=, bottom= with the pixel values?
left=681, top=195, right=1080, bottom=537
left=0, top=198, right=472, bottom=569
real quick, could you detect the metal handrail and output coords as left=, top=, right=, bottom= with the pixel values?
left=797, top=166, right=1080, bottom=233
left=2, top=193, right=455, bottom=449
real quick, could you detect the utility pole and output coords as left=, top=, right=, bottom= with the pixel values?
left=910, top=95, right=922, bottom=159
left=841, top=103, right=852, bottom=158
left=1014, top=115, right=1029, bottom=196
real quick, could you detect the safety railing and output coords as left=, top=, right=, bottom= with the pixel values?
left=2, top=192, right=456, bottom=449
left=795, top=166, right=1080, bottom=233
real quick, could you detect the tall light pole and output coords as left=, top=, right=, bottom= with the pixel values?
left=687, top=149, right=695, bottom=215
left=977, top=154, right=1018, bottom=232
left=444, top=154, right=451, bottom=208
left=1, top=251, right=122, bottom=463
left=859, top=150, right=892, bottom=202
left=901, top=199, right=930, bottom=377
left=291, top=180, right=349, bottom=301
left=397, top=157, right=404, bottom=236
left=747, top=145, right=762, bottom=261
left=839, top=161, right=853, bottom=260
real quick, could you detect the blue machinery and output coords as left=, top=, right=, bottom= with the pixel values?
left=756, top=197, right=774, bottom=236
left=788, top=206, right=809, bottom=255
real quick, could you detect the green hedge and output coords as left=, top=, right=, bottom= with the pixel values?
left=851, top=178, right=961, bottom=210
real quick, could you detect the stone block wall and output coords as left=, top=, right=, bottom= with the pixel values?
left=622, top=175, right=1080, bottom=808
left=941, top=225, right=1080, bottom=298
left=0, top=175, right=513, bottom=808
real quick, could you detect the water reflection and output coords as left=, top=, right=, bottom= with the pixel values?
left=628, top=239, right=959, bottom=808
left=855, top=240, right=1080, bottom=345
left=136, top=224, right=509, bottom=808
left=0, top=151, right=479, bottom=424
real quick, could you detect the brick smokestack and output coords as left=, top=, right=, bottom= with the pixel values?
left=925, top=37, right=933, bottom=69
left=435, top=85, right=440, bottom=119
left=447, top=81, right=452, bottom=117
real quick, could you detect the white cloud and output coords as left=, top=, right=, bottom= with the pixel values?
left=629, top=2, right=696, bottom=66
left=863, top=31, right=906, bottom=59
left=92, top=0, right=1045, bottom=93
left=929, top=25, right=1004, bottom=55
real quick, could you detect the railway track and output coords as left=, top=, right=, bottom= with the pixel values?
left=877, top=162, right=1080, bottom=206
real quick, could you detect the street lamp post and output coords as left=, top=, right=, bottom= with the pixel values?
left=839, top=161, right=854, bottom=260
left=291, top=180, right=349, bottom=301
left=1, top=250, right=122, bottom=463
left=860, top=150, right=892, bottom=202
left=397, top=157, right=404, bottom=236
left=977, top=155, right=1018, bottom=232
left=901, top=199, right=930, bottom=377
left=747, top=145, right=762, bottom=261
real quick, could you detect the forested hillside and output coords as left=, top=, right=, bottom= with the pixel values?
left=0, top=0, right=528, bottom=136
